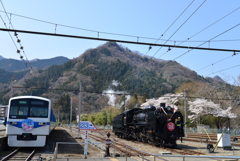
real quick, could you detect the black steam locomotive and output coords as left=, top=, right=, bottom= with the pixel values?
left=112, top=103, right=184, bottom=148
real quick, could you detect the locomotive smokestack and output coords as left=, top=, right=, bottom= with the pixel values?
left=160, top=103, right=166, bottom=108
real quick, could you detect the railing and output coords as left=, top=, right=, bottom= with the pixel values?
left=186, top=127, right=240, bottom=135
left=52, top=141, right=240, bottom=161
left=52, top=142, right=116, bottom=161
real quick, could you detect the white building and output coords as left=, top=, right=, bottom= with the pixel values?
left=0, top=105, right=8, bottom=118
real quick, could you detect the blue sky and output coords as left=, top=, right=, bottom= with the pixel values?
left=0, top=0, right=239, bottom=81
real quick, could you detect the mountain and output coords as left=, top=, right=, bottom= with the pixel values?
left=0, top=55, right=5, bottom=60
left=213, top=75, right=224, bottom=82
left=0, top=56, right=70, bottom=72
left=0, top=42, right=213, bottom=111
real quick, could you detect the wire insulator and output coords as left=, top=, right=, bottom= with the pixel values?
left=17, top=39, right=21, bottom=43
left=17, top=50, right=20, bottom=53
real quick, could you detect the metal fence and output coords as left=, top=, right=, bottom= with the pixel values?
left=52, top=141, right=240, bottom=161
left=186, top=127, right=240, bottom=136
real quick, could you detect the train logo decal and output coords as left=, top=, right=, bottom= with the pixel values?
left=167, top=122, right=175, bottom=131
left=21, top=119, right=34, bottom=131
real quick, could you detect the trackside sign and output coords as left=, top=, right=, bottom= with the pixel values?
left=79, top=121, right=97, bottom=159
left=79, top=121, right=97, bottom=130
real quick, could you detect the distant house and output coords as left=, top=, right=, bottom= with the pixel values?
left=0, top=105, right=8, bottom=118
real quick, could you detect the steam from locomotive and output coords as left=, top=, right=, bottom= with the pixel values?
left=112, top=103, right=184, bottom=148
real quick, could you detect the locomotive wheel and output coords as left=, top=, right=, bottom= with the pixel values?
left=171, top=141, right=177, bottom=148
left=136, top=135, right=141, bottom=142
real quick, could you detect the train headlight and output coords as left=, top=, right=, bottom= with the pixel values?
left=10, top=122, right=18, bottom=125
left=38, top=122, right=46, bottom=125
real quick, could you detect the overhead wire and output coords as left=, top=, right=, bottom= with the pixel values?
left=172, top=23, right=240, bottom=61
left=120, top=0, right=190, bottom=94
left=177, top=6, right=240, bottom=46
left=153, top=0, right=206, bottom=59
left=12, top=86, right=239, bottom=101
left=0, top=2, right=239, bottom=84
left=0, top=9, right=158, bottom=42
left=145, top=0, right=194, bottom=56
left=158, top=6, right=240, bottom=77
left=0, top=10, right=239, bottom=45
left=207, top=63, right=240, bottom=76
left=155, top=5, right=240, bottom=67
left=0, top=15, right=18, bottom=49
left=196, top=52, right=238, bottom=72
left=0, top=0, right=32, bottom=69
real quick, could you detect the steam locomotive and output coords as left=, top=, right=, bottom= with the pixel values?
left=112, top=103, right=184, bottom=148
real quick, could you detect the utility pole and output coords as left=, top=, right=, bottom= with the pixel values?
left=58, top=106, right=60, bottom=125
left=78, top=82, right=82, bottom=137
left=9, top=74, right=15, bottom=97
left=184, top=89, right=187, bottom=138
left=70, top=93, right=73, bottom=132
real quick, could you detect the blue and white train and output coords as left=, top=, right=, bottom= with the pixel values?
left=6, top=96, right=56, bottom=147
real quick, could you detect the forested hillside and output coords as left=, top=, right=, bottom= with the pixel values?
left=0, top=56, right=69, bottom=72
left=0, top=42, right=211, bottom=113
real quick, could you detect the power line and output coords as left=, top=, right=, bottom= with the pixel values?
left=0, top=14, right=29, bottom=68
left=153, top=0, right=206, bottom=58
left=0, top=0, right=32, bottom=69
left=1, top=28, right=240, bottom=53
left=177, top=6, right=240, bottom=46
left=172, top=23, right=240, bottom=61
left=157, top=6, right=240, bottom=76
left=12, top=86, right=131, bottom=95
left=154, top=6, right=240, bottom=63
left=145, top=0, right=194, bottom=55
left=0, top=9, right=158, bottom=42
left=12, top=86, right=239, bottom=101
left=207, top=63, right=240, bottom=76
left=196, top=52, right=238, bottom=72
left=0, top=9, right=239, bottom=45
left=186, top=96, right=238, bottom=101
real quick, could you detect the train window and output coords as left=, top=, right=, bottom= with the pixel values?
left=30, top=107, right=48, bottom=118
left=9, top=106, right=28, bottom=118
left=9, top=98, right=49, bottom=118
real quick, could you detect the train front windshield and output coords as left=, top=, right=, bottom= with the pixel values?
left=9, top=99, right=49, bottom=119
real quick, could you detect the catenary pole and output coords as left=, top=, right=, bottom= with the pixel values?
left=78, top=82, right=82, bottom=137
left=70, top=93, right=72, bottom=132
left=184, top=89, right=187, bottom=138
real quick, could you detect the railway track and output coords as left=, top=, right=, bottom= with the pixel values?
left=0, top=147, right=36, bottom=161
left=64, top=127, right=240, bottom=158
left=91, top=130, right=207, bottom=156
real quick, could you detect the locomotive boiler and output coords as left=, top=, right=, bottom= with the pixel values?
left=112, top=103, right=184, bottom=148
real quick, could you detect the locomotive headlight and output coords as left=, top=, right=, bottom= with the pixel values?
left=38, top=122, right=46, bottom=125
